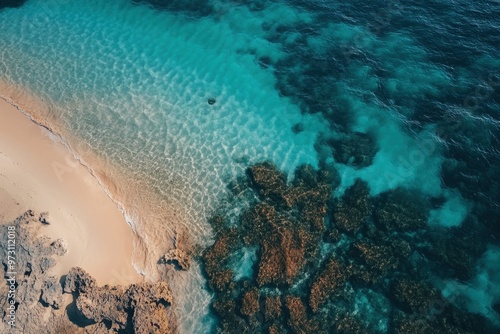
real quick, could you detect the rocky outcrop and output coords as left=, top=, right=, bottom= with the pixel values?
left=0, top=211, right=177, bottom=334
left=65, top=267, right=174, bottom=333
left=41, top=276, right=63, bottom=309
left=0, top=210, right=67, bottom=334
left=39, top=211, right=51, bottom=224
left=163, top=248, right=191, bottom=270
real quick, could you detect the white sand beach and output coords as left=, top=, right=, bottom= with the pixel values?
left=0, top=97, right=141, bottom=286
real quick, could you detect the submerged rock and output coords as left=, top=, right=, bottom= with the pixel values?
left=309, top=258, right=348, bottom=312
left=240, top=288, right=259, bottom=316
left=292, top=123, right=304, bottom=134
left=208, top=97, right=216, bottom=105
left=201, top=161, right=493, bottom=333
left=264, top=295, right=282, bottom=322
left=333, top=179, right=371, bottom=234
left=330, top=132, right=377, bottom=168
left=247, top=162, right=288, bottom=205
left=374, top=189, right=428, bottom=232
left=285, top=296, right=319, bottom=333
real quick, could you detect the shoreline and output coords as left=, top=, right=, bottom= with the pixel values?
left=0, top=97, right=142, bottom=286
left=0, top=80, right=201, bottom=281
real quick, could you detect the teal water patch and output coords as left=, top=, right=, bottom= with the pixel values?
left=429, top=190, right=471, bottom=228
left=0, top=1, right=325, bottom=332
left=0, top=0, right=325, bottom=235
left=441, top=246, right=500, bottom=327
left=227, top=246, right=258, bottom=281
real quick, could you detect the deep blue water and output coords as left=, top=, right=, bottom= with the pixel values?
left=0, top=0, right=499, bottom=332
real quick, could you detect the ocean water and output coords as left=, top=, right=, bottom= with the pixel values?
left=1, top=0, right=499, bottom=332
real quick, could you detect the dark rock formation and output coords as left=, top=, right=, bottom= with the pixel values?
left=330, top=132, right=377, bottom=168
left=208, top=97, right=216, bottom=105
left=292, top=123, right=304, bottom=134
left=374, top=189, right=427, bottom=232
left=391, top=279, right=441, bottom=314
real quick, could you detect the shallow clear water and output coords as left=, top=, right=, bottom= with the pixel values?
left=1, top=0, right=499, bottom=332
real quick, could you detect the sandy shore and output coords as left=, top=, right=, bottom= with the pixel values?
left=0, top=98, right=142, bottom=286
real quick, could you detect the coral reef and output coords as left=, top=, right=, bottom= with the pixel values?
left=201, top=162, right=493, bottom=333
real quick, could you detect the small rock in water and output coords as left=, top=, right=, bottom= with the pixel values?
left=39, top=211, right=50, bottom=225
left=208, top=98, right=216, bottom=105
left=163, top=248, right=190, bottom=271
left=292, top=123, right=304, bottom=134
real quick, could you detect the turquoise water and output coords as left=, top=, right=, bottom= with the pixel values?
left=1, top=0, right=499, bottom=332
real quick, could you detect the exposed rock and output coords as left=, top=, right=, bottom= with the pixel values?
left=64, top=266, right=97, bottom=294
left=66, top=267, right=174, bottom=333
left=39, top=211, right=51, bottom=224
left=0, top=211, right=66, bottom=333
left=0, top=211, right=176, bottom=334
left=41, top=276, right=63, bottom=309
left=163, top=248, right=190, bottom=270
left=51, top=238, right=68, bottom=256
